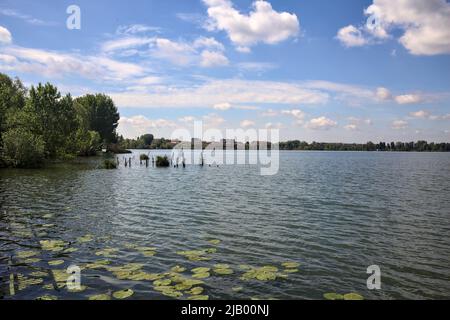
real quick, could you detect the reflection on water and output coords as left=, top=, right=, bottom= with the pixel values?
left=1, top=151, right=450, bottom=300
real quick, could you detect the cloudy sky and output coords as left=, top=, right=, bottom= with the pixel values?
left=1, top=0, right=449, bottom=142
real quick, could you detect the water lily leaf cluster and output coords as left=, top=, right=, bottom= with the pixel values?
left=40, top=240, right=67, bottom=252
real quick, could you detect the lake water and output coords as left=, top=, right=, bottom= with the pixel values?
left=1, top=151, right=450, bottom=300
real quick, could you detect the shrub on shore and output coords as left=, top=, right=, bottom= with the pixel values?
left=2, top=128, right=45, bottom=168
left=140, top=154, right=149, bottom=161
left=156, top=155, right=169, bottom=167
left=102, top=159, right=117, bottom=169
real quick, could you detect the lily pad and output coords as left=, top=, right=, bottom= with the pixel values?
left=192, top=272, right=210, bottom=279
left=207, top=239, right=221, bottom=245
left=77, top=234, right=94, bottom=243
left=282, top=262, right=300, bottom=269
left=136, top=247, right=157, bottom=257
left=95, top=248, right=118, bottom=258
left=188, top=287, right=204, bottom=295
left=187, top=295, right=209, bottom=300
left=113, top=289, right=134, bottom=299
left=40, top=240, right=66, bottom=252
left=68, top=285, right=87, bottom=292
left=89, top=293, right=111, bottom=300
left=170, top=265, right=186, bottom=273
left=324, top=293, right=344, bottom=300
left=48, top=260, right=64, bottom=266
left=283, top=269, right=299, bottom=273
left=153, top=279, right=172, bottom=286
left=191, top=267, right=210, bottom=274
left=343, top=293, right=364, bottom=300
left=17, top=250, right=39, bottom=259
left=36, top=295, right=57, bottom=300
left=231, top=286, right=243, bottom=292
left=213, top=268, right=234, bottom=275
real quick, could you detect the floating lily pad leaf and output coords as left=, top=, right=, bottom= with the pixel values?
left=192, top=272, right=210, bottom=279
left=43, top=214, right=53, bottom=219
left=154, top=285, right=173, bottom=292
left=213, top=268, right=234, bottom=275
left=51, top=269, right=69, bottom=283
left=231, top=286, right=243, bottom=292
left=239, top=265, right=252, bottom=270
left=63, top=247, right=78, bottom=253
left=174, top=283, right=193, bottom=291
left=180, top=279, right=204, bottom=286
left=42, top=284, right=54, bottom=290
left=113, top=289, right=134, bottom=299
left=208, top=239, right=221, bottom=245
left=323, top=293, right=344, bottom=300
left=161, top=289, right=183, bottom=298
left=68, top=285, right=87, bottom=293
left=95, top=248, right=118, bottom=258
left=240, top=266, right=282, bottom=281
left=85, top=260, right=111, bottom=269
left=282, top=262, right=300, bottom=269
left=187, top=295, right=209, bottom=300
left=283, top=269, right=299, bottom=273
left=77, top=234, right=94, bottom=243
left=192, top=267, right=210, bottom=274
left=31, top=271, right=48, bottom=277
left=36, top=295, right=57, bottom=300
left=170, top=265, right=186, bottom=273
left=23, top=258, right=41, bottom=264
left=343, top=293, right=364, bottom=300
left=188, top=287, right=204, bottom=295
left=40, top=240, right=66, bottom=252
left=89, top=293, right=111, bottom=300
left=42, top=224, right=55, bottom=228
left=123, top=243, right=138, bottom=249
left=153, top=279, right=172, bottom=286
left=214, top=264, right=230, bottom=269
left=48, top=260, right=64, bottom=266
left=17, top=250, right=39, bottom=259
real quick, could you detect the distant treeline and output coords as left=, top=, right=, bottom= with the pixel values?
left=277, top=140, right=450, bottom=152
left=0, top=73, right=121, bottom=168
left=118, top=137, right=450, bottom=152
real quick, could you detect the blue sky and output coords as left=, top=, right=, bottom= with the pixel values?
left=0, top=0, right=449, bottom=142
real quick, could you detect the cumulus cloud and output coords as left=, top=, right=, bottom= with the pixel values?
left=200, top=50, right=229, bottom=67
left=392, top=120, right=408, bottom=130
left=281, top=109, right=305, bottom=124
left=337, top=0, right=450, bottom=55
left=376, top=87, right=392, bottom=101
left=240, top=120, right=256, bottom=128
left=203, top=0, right=299, bottom=51
left=395, top=94, right=423, bottom=105
left=0, top=26, right=12, bottom=44
left=409, top=110, right=430, bottom=119
left=213, top=102, right=232, bottom=110
left=336, top=25, right=368, bottom=47
left=306, top=117, right=337, bottom=130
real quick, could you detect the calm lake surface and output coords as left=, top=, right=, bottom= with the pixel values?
left=1, top=151, right=450, bottom=300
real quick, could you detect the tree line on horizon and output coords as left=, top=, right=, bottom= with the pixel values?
left=0, top=73, right=120, bottom=168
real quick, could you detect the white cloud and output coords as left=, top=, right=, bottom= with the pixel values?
left=193, top=36, right=225, bottom=51
left=392, top=120, right=408, bottom=130
left=200, top=50, right=229, bottom=67
left=237, top=62, right=277, bottom=72
left=116, top=24, right=160, bottom=35
left=338, top=0, right=450, bottom=55
left=102, top=37, right=154, bottom=53
left=395, top=94, right=423, bottom=105
left=345, top=117, right=373, bottom=130
left=0, top=26, right=12, bottom=44
left=240, top=120, right=255, bottom=128
left=281, top=109, right=306, bottom=124
left=118, top=115, right=177, bottom=138
left=344, top=124, right=358, bottom=131
left=336, top=25, right=368, bottom=47
left=0, top=8, right=55, bottom=26
left=179, top=116, right=197, bottom=123
left=202, top=113, right=225, bottom=127
left=213, top=102, right=232, bottom=110
left=265, top=122, right=284, bottom=129
left=109, top=79, right=328, bottom=109
left=410, top=110, right=430, bottom=119
left=376, top=87, right=392, bottom=101
left=203, top=0, right=299, bottom=50
left=0, top=46, right=145, bottom=81
left=306, top=117, right=337, bottom=130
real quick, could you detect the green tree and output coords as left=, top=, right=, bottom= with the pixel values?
left=75, top=94, right=120, bottom=145
left=2, top=128, right=45, bottom=168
